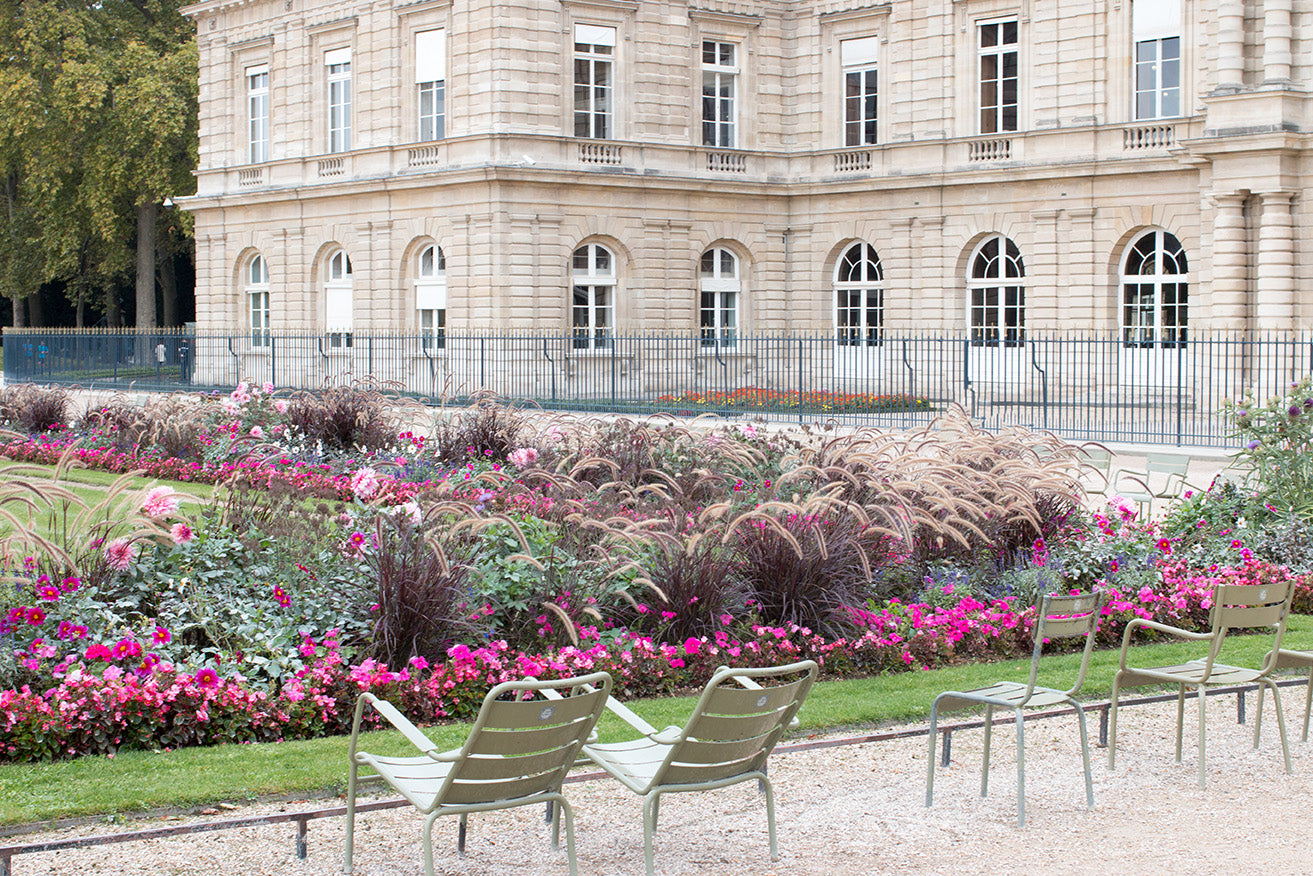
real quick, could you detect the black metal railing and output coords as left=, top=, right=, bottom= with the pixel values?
left=3, top=328, right=1309, bottom=446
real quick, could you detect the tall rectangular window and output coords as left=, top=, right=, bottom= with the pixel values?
left=701, top=40, right=737, bottom=148
left=1133, top=0, right=1182, bottom=120
left=416, top=30, right=446, bottom=141
left=841, top=37, right=879, bottom=147
left=326, top=48, right=352, bottom=153
left=573, top=24, right=615, bottom=139
left=978, top=19, right=1018, bottom=134
left=246, top=64, right=269, bottom=164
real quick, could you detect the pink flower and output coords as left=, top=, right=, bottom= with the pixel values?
left=141, top=486, right=180, bottom=518
left=26, top=607, right=46, bottom=625
left=274, top=399, right=289, bottom=414
left=508, top=447, right=540, bottom=469
left=195, top=667, right=219, bottom=688
left=249, top=425, right=264, bottom=439
left=1156, top=537, right=1172, bottom=555
left=683, top=637, right=701, bottom=655
left=273, top=585, right=290, bottom=608
left=170, top=522, right=194, bottom=545
left=105, top=537, right=138, bottom=571
left=349, top=467, right=381, bottom=500
left=37, top=585, right=60, bottom=602
left=262, top=382, right=274, bottom=394
left=153, top=626, right=172, bottom=645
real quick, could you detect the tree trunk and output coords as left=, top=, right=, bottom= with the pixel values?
left=27, top=288, right=43, bottom=326
left=135, top=201, right=157, bottom=329
left=106, top=286, right=121, bottom=327
left=159, top=243, right=178, bottom=328
left=75, top=287, right=85, bottom=328
left=10, top=294, right=24, bottom=327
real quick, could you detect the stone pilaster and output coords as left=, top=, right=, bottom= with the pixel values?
left=1216, top=0, right=1245, bottom=92
left=1209, top=193, right=1249, bottom=331
left=1263, top=0, right=1293, bottom=85
left=1255, top=191, right=1295, bottom=331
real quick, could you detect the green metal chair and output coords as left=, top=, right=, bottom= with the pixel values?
left=582, top=660, right=818, bottom=876
left=1108, top=577, right=1295, bottom=788
left=343, top=671, right=612, bottom=876
left=925, top=590, right=1105, bottom=827
left=1114, top=452, right=1193, bottom=518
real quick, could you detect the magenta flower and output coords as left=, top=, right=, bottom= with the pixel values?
left=141, top=486, right=180, bottom=518
left=153, top=626, right=172, bottom=646
left=26, top=607, right=46, bottom=625
left=37, top=585, right=61, bottom=602
left=195, top=667, right=219, bottom=688
left=273, top=585, right=291, bottom=608
left=105, top=537, right=138, bottom=571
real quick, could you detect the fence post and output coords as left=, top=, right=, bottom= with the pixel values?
left=797, top=337, right=804, bottom=427
left=1176, top=338, right=1185, bottom=446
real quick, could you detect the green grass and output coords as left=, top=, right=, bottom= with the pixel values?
left=2, top=614, right=1310, bottom=827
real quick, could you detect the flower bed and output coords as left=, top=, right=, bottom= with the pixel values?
left=653, top=386, right=931, bottom=414
left=3, top=558, right=1305, bottom=762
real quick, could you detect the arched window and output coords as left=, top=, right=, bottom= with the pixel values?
left=325, top=249, right=353, bottom=348
left=700, top=247, right=739, bottom=347
left=571, top=243, right=615, bottom=349
left=834, top=242, right=883, bottom=346
left=968, top=235, right=1025, bottom=347
left=1121, top=229, right=1187, bottom=347
left=247, top=255, right=270, bottom=347
left=416, top=244, right=446, bottom=349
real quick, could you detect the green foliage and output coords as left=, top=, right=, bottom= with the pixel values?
left=0, top=0, right=196, bottom=318
left=1226, top=376, right=1313, bottom=519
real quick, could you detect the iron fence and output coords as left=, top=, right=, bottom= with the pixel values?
left=4, top=328, right=1311, bottom=446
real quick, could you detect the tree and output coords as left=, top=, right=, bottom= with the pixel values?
left=0, top=0, right=197, bottom=328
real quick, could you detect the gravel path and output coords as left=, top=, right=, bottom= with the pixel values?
left=15, top=694, right=1313, bottom=876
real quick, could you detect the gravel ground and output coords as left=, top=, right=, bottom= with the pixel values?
left=15, top=694, right=1313, bottom=876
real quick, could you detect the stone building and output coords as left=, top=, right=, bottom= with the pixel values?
left=177, top=0, right=1311, bottom=398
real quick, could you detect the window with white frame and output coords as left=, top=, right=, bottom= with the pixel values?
left=415, top=30, right=446, bottom=141
left=1121, top=229, right=1188, bottom=348
left=325, top=249, right=353, bottom=348
left=699, top=247, right=739, bottom=347
left=834, top=242, right=883, bottom=346
left=247, top=255, right=270, bottom=347
left=841, top=37, right=879, bottom=147
left=326, top=48, right=352, bottom=153
left=571, top=244, right=615, bottom=349
left=701, top=40, right=737, bottom=148
left=978, top=19, right=1018, bottom=134
left=416, top=243, right=447, bottom=349
left=1133, top=0, right=1181, bottom=120
left=573, top=24, right=615, bottom=139
left=246, top=64, right=269, bottom=164
left=968, top=235, right=1025, bottom=347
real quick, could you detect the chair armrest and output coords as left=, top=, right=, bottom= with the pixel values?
left=1118, top=618, right=1212, bottom=669
left=354, top=692, right=439, bottom=755
left=603, top=695, right=660, bottom=737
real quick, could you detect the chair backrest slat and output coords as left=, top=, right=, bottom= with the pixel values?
left=480, top=692, right=604, bottom=729
left=649, top=660, right=818, bottom=790
left=698, top=678, right=808, bottom=715
left=1027, top=590, right=1106, bottom=700
left=1213, top=581, right=1292, bottom=631
left=687, top=707, right=790, bottom=742
left=438, top=672, right=611, bottom=806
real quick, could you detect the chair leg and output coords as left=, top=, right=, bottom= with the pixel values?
left=1175, top=684, right=1187, bottom=764
left=642, top=791, right=662, bottom=876
left=457, top=813, right=467, bottom=855
left=925, top=700, right=941, bottom=807
left=1260, top=679, right=1293, bottom=774
left=556, top=796, right=579, bottom=876
left=1254, top=683, right=1267, bottom=748
left=981, top=704, right=994, bottom=798
left=761, top=774, right=779, bottom=861
left=423, top=813, right=442, bottom=876
left=1304, top=669, right=1313, bottom=743
left=1073, top=702, right=1094, bottom=810
left=1013, top=708, right=1026, bottom=829
left=1108, top=673, right=1122, bottom=771
left=551, top=797, right=562, bottom=850
left=1196, top=685, right=1207, bottom=789
left=342, top=760, right=358, bottom=874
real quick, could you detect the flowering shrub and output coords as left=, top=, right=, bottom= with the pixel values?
left=654, top=386, right=931, bottom=414
left=1226, top=376, right=1313, bottom=518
